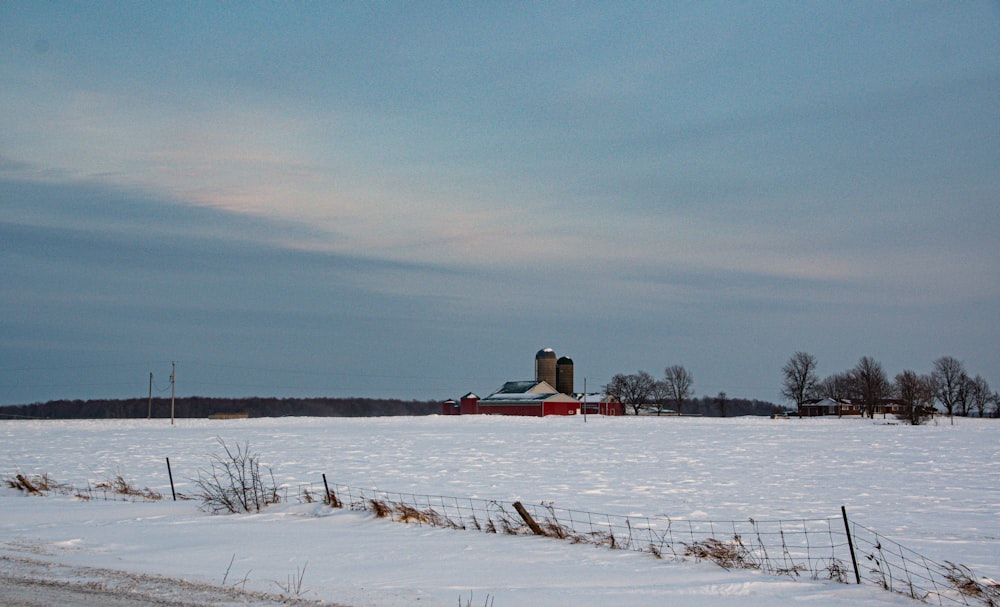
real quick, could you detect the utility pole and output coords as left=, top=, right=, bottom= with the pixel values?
left=583, top=377, right=587, bottom=423
left=147, top=372, right=153, bottom=419
left=170, top=362, right=175, bottom=426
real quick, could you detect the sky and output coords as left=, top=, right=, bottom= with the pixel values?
left=1, top=2, right=999, bottom=406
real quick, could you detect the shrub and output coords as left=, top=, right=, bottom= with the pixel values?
left=194, top=438, right=280, bottom=514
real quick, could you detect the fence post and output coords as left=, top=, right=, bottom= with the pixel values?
left=513, top=501, right=546, bottom=536
left=322, top=473, right=341, bottom=507
left=166, top=457, right=176, bottom=501
left=841, top=506, right=861, bottom=584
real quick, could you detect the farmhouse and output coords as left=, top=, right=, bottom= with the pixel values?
left=798, top=398, right=859, bottom=417
left=798, top=398, right=909, bottom=417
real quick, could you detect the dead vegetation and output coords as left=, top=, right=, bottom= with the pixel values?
left=93, top=475, right=162, bottom=501
left=367, top=498, right=467, bottom=530
left=943, top=562, right=1000, bottom=607
left=193, top=438, right=281, bottom=514
left=5, top=472, right=163, bottom=502
left=682, top=536, right=761, bottom=570
left=5, top=473, right=76, bottom=495
left=6, top=474, right=46, bottom=494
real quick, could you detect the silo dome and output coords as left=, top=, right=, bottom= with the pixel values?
left=535, top=348, right=557, bottom=387
left=556, top=356, right=574, bottom=395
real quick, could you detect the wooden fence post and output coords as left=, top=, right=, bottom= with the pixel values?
left=513, top=501, right=546, bottom=536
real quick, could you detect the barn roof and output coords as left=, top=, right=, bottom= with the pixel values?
left=493, top=380, right=547, bottom=395
left=479, top=380, right=577, bottom=405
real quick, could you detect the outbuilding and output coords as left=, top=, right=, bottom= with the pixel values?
left=579, top=393, right=624, bottom=416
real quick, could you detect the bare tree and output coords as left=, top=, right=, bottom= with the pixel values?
left=605, top=371, right=655, bottom=416
left=650, top=379, right=671, bottom=415
left=894, top=370, right=935, bottom=425
left=662, top=365, right=694, bottom=415
left=780, top=352, right=819, bottom=407
left=853, top=356, right=890, bottom=418
left=956, top=372, right=973, bottom=416
left=931, top=356, right=966, bottom=417
left=967, top=374, right=992, bottom=418
left=714, top=391, right=729, bottom=418
left=816, top=371, right=859, bottom=403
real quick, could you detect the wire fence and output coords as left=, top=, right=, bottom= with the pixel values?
left=4, top=473, right=166, bottom=503
left=6, top=471, right=998, bottom=606
left=297, top=480, right=998, bottom=607
left=848, top=520, right=999, bottom=606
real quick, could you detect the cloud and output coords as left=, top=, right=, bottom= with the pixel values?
left=1, top=3, right=998, bottom=405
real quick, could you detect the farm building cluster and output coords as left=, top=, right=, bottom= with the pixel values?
left=443, top=348, right=623, bottom=417
left=445, top=349, right=929, bottom=419
left=797, top=397, right=915, bottom=417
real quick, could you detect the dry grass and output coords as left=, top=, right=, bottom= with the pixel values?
left=943, top=562, right=1000, bottom=607
left=682, top=536, right=761, bottom=571
left=460, top=592, right=495, bottom=607
left=5, top=472, right=162, bottom=502
left=821, top=559, right=850, bottom=583
left=537, top=504, right=577, bottom=540
left=93, top=475, right=162, bottom=501
left=5, top=473, right=71, bottom=495
left=366, top=499, right=466, bottom=529
left=6, top=474, right=42, bottom=494
left=369, top=498, right=393, bottom=519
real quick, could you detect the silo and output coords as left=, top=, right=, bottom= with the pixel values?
left=535, top=348, right=557, bottom=387
left=556, top=356, right=574, bottom=395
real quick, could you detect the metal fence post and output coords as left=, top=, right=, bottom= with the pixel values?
left=841, top=506, right=861, bottom=584
left=166, top=457, right=176, bottom=501
left=322, top=474, right=332, bottom=505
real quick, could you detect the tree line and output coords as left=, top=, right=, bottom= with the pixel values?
left=0, top=396, right=441, bottom=420
left=604, top=366, right=778, bottom=417
left=780, top=352, right=999, bottom=424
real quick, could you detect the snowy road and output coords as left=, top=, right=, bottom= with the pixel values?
left=0, top=556, right=336, bottom=607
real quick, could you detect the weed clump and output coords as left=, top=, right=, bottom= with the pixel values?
left=943, top=562, right=1000, bottom=607
left=94, top=475, right=162, bottom=501
left=6, top=473, right=73, bottom=496
left=682, top=536, right=761, bottom=570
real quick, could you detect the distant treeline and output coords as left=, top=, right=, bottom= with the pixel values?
left=668, top=396, right=781, bottom=417
left=0, top=396, right=441, bottom=420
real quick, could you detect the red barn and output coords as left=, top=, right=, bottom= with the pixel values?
left=472, top=381, right=580, bottom=417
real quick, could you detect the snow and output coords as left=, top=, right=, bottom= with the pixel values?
left=1, top=415, right=997, bottom=606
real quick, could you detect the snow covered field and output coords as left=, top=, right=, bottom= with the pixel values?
left=1, top=415, right=997, bottom=606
